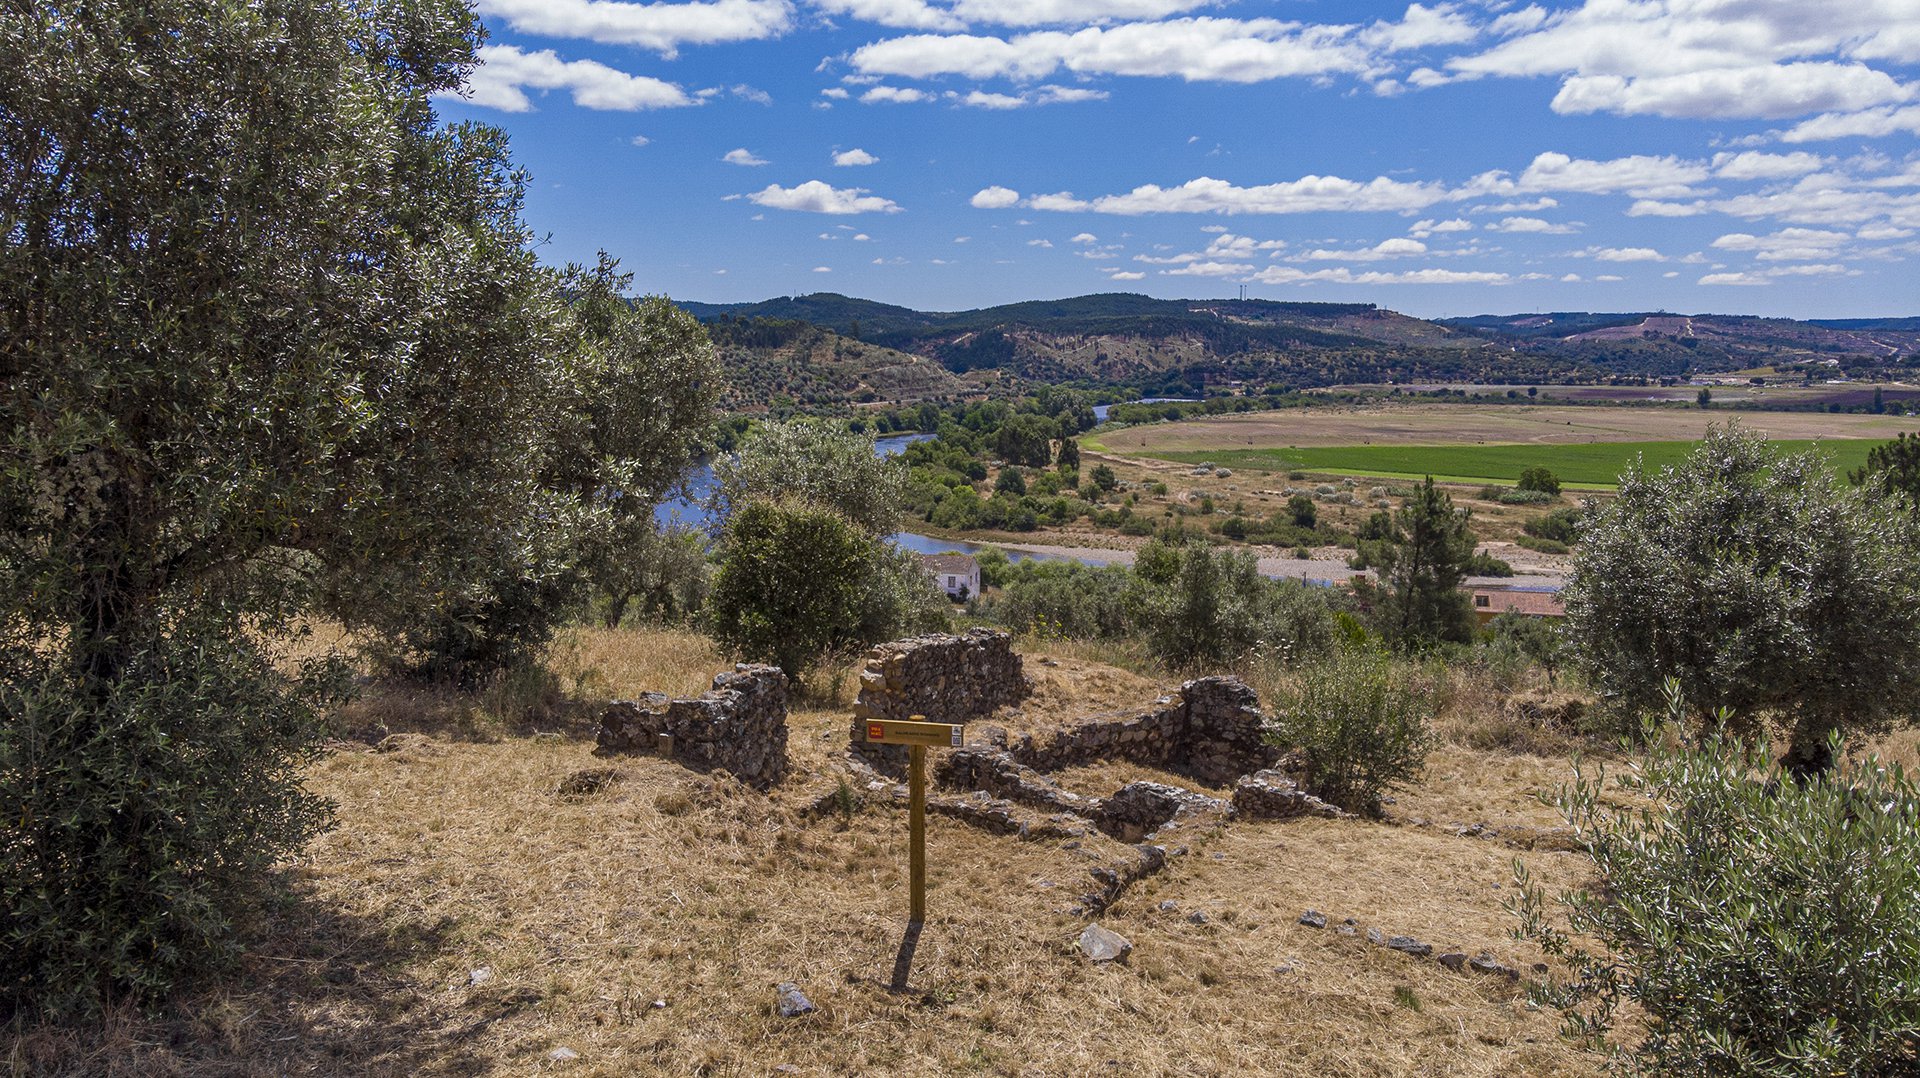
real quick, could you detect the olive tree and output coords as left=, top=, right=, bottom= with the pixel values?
left=338, top=255, right=715, bottom=681
left=1565, top=425, right=1920, bottom=775
left=711, top=420, right=906, bottom=535
left=706, top=424, right=942, bottom=678
left=0, top=0, right=675, bottom=1010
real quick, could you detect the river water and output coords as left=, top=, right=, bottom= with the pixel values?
left=655, top=431, right=1094, bottom=566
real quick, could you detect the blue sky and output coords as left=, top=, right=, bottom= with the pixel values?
left=437, top=0, right=1920, bottom=319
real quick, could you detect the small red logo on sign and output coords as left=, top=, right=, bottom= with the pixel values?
left=867, top=723, right=885, bottom=741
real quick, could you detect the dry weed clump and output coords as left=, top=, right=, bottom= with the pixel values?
left=7, top=625, right=1609, bottom=1077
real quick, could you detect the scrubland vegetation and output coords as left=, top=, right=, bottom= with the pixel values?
left=9, top=2, right=1920, bottom=1075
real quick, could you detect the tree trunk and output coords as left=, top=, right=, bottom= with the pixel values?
left=1783, top=714, right=1837, bottom=782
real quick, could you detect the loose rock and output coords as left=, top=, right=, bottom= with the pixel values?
left=1387, top=936, right=1433, bottom=957
left=1470, top=954, right=1520, bottom=979
left=1366, top=927, right=1386, bottom=945
left=1078, top=924, right=1133, bottom=963
left=1437, top=952, right=1468, bottom=972
left=547, top=1047, right=579, bottom=1062
left=1298, top=909, right=1327, bottom=929
left=775, top=982, right=816, bottom=1017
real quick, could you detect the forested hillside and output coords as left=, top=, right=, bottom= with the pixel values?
left=684, top=293, right=1920, bottom=401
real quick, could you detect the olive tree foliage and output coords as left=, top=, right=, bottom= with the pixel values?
left=0, top=0, right=638, bottom=1010
left=1138, top=539, right=1340, bottom=670
left=1269, top=646, right=1435, bottom=815
left=1565, top=425, right=1920, bottom=776
left=706, top=499, right=945, bottom=680
left=1512, top=689, right=1920, bottom=1076
left=340, top=256, right=716, bottom=681
left=549, top=259, right=717, bottom=634
left=705, top=424, right=942, bottom=679
left=592, top=520, right=710, bottom=628
left=710, top=420, right=905, bottom=536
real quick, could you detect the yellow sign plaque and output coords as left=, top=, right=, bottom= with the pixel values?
left=863, top=719, right=964, bottom=748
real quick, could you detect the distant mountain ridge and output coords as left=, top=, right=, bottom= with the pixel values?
left=680, top=292, right=1919, bottom=397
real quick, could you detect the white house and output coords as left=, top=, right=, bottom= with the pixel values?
left=918, top=553, right=980, bottom=601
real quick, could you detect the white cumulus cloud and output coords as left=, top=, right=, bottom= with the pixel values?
left=475, top=0, right=793, bottom=56
left=833, top=147, right=880, bottom=166
left=1550, top=64, right=1913, bottom=121
left=1485, top=216, right=1579, bottom=234
left=971, top=185, right=1023, bottom=208
left=861, top=85, right=933, bottom=102
left=849, top=18, right=1380, bottom=84
left=723, top=147, right=769, bottom=165
left=462, top=45, right=694, bottom=112
left=747, top=180, right=903, bottom=214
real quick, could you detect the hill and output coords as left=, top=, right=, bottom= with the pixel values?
left=1445, top=311, right=1920, bottom=359
left=683, top=294, right=1920, bottom=398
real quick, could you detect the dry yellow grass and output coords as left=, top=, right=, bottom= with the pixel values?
left=7, top=626, right=1609, bottom=1077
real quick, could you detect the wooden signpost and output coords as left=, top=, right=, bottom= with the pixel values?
left=863, top=716, right=964, bottom=988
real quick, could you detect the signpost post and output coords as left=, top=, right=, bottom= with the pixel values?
left=863, top=716, right=964, bottom=989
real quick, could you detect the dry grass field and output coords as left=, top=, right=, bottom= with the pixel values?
left=1089, top=404, right=1920, bottom=456
left=8, top=628, right=1622, bottom=1077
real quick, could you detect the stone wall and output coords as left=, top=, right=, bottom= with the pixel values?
left=596, top=664, right=789, bottom=790
left=849, top=628, right=1030, bottom=774
left=938, top=747, right=1098, bottom=817
left=1009, top=676, right=1281, bottom=787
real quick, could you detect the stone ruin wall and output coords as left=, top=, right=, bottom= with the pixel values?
left=596, top=664, right=789, bottom=790
left=849, top=628, right=1031, bottom=774
left=1008, top=676, right=1283, bottom=787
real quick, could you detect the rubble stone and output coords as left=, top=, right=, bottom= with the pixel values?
left=596, top=665, right=789, bottom=790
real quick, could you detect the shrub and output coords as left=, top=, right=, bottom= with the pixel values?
left=1494, top=488, right=1555, bottom=506
left=1467, top=551, right=1515, bottom=576
left=1524, top=506, right=1583, bottom=545
left=1269, top=647, right=1435, bottom=815
left=1517, top=466, right=1562, bottom=496
left=1512, top=690, right=1920, bottom=1076
left=707, top=500, right=942, bottom=679
left=1514, top=534, right=1570, bottom=555
left=0, top=627, right=339, bottom=1014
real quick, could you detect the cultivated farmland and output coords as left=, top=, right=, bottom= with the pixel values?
left=1088, top=405, right=1920, bottom=487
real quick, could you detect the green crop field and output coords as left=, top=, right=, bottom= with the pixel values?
left=1149, top=439, right=1893, bottom=488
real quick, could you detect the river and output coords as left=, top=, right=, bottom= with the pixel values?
left=655, top=432, right=1096, bottom=567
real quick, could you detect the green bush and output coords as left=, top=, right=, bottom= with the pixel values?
left=0, top=627, right=340, bottom=1014
left=1467, top=551, right=1515, bottom=576
left=1524, top=506, right=1584, bottom=545
left=1517, top=466, right=1562, bottom=495
left=707, top=500, right=942, bottom=679
left=1512, top=688, right=1920, bottom=1076
left=1269, top=647, right=1435, bottom=814
left=1514, top=534, right=1571, bottom=555
left=1567, top=424, right=1920, bottom=776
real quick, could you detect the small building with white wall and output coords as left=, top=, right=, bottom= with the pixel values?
left=918, top=553, right=981, bottom=601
